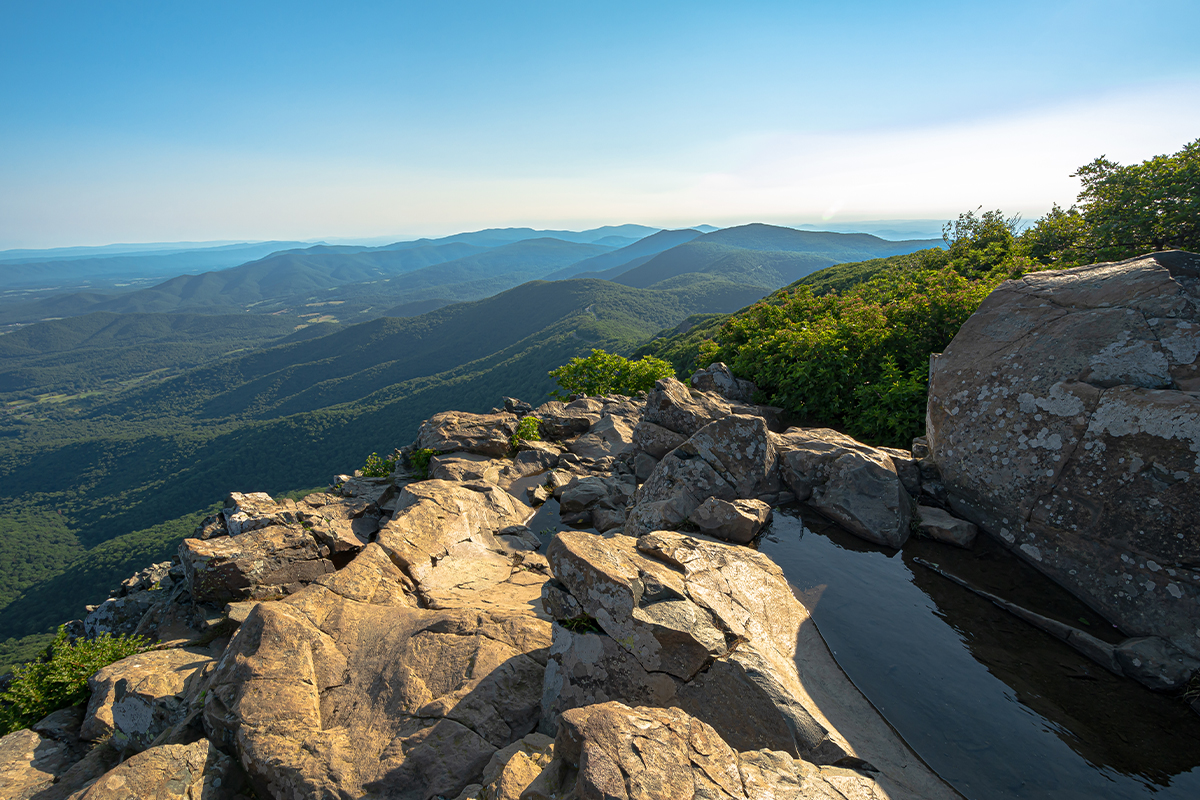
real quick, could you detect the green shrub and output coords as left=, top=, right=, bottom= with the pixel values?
left=549, top=349, right=675, bottom=400
left=0, top=627, right=150, bottom=734
left=360, top=451, right=398, bottom=478
left=408, top=448, right=437, bottom=480
left=509, top=416, right=541, bottom=450
left=701, top=267, right=999, bottom=448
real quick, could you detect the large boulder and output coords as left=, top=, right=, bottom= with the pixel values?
left=80, top=646, right=216, bottom=752
left=773, top=428, right=913, bottom=548
left=691, top=361, right=756, bottom=403
left=178, top=525, right=334, bottom=604
left=626, top=414, right=777, bottom=537
left=0, top=728, right=79, bottom=800
left=643, top=377, right=735, bottom=437
left=927, top=251, right=1200, bottom=658
left=375, top=479, right=541, bottom=612
left=566, top=414, right=635, bottom=459
left=689, top=497, right=773, bottom=544
left=415, top=410, right=518, bottom=458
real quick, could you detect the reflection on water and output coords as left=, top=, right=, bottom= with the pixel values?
left=759, top=507, right=1200, bottom=800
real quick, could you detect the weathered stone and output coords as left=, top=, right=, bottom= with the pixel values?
left=689, top=497, right=773, bottom=544
left=691, top=361, right=755, bottom=403
left=567, top=414, right=635, bottom=460
left=223, top=491, right=294, bottom=536
left=313, top=541, right=419, bottom=606
left=627, top=414, right=778, bottom=537
left=203, top=583, right=550, bottom=800
left=546, top=531, right=724, bottom=680
left=531, top=400, right=601, bottom=440
left=1114, top=636, right=1200, bottom=692
left=558, top=476, right=610, bottom=513
left=880, top=446, right=921, bottom=497
left=633, top=452, right=659, bottom=482
left=916, top=505, right=978, bottom=549
left=83, top=591, right=160, bottom=638
left=0, top=728, right=79, bottom=800
left=774, top=428, right=912, bottom=549
left=80, top=646, right=216, bottom=752
left=911, top=435, right=931, bottom=460
left=513, top=442, right=561, bottom=473
left=179, top=524, right=334, bottom=604
left=926, top=251, right=1200, bottom=658
left=551, top=702, right=889, bottom=800
left=592, top=506, right=627, bottom=533
left=429, top=452, right=507, bottom=484
left=643, top=377, right=734, bottom=437
left=71, top=740, right=243, bottom=800
left=631, top=420, right=687, bottom=459
left=450, top=733, right=554, bottom=800
left=416, top=410, right=518, bottom=458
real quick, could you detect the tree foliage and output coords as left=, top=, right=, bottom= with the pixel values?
left=700, top=268, right=999, bottom=447
left=0, top=627, right=150, bottom=734
left=1074, top=138, right=1200, bottom=259
left=549, top=349, right=675, bottom=399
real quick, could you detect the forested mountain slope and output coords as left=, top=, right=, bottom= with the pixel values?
left=0, top=275, right=765, bottom=667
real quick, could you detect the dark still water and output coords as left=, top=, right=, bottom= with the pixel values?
left=759, top=508, right=1200, bottom=800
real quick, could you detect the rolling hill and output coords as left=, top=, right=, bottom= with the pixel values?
left=608, top=224, right=941, bottom=289
left=0, top=274, right=765, bottom=661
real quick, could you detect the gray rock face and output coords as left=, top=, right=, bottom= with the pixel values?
left=916, top=505, right=978, bottom=549
left=566, top=414, right=635, bottom=459
left=689, top=497, right=773, bottom=544
left=81, top=646, right=217, bottom=752
left=643, top=376, right=735, bottom=437
left=179, top=525, right=334, bottom=604
left=926, top=251, right=1200, bottom=658
left=416, top=410, right=518, bottom=457
left=631, top=420, right=687, bottom=460
left=626, top=414, right=777, bottom=537
left=691, top=361, right=756, bottom=403
left=203, top=580, right=550, bottom=800
left=774, top=428, right=913, bottom=548
left=0, top=728, right=78, bottom=800
left=84, top=591, right=161, bottom=638
left=1114, top=636, right=1200, bottom=692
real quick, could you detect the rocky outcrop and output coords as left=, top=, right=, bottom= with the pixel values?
left=27, top=389, right=976, bottom=800
left=689, top=497, right=773, bottom=544
left=179, top=525, right=334, bottom=604
left=626, top=414, right=778, bottom=537
left=538, top=530, right=957, bottom=797
left=691, top=361, right=756, bottom=403
left=927, top=251, right=1200, bottom=658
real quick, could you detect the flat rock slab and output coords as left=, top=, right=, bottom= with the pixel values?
left=203, top=543, right=552, bottom=800
left=416, top=410, right=518, bottom=458
left=917, top=505, right=978, bottom=548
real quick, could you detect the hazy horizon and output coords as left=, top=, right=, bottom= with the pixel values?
left=3, top=1, right=1198, bottom=250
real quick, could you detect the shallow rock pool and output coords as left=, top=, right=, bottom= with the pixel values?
left=760, top=508, right=1200, bottom=800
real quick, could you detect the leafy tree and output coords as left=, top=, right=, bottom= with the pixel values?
left=1073, top=138, right=1200, bottom=259
left=509, top=416, right=541, bottom=450
left=0, top=627, right=149, bottom=734
left=1018, top=203, right=1090, bottom=267
left=549, top=349, right=675, bottom=399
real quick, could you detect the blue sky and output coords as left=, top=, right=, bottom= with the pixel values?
left=2, top=0, right=1198, bottom=248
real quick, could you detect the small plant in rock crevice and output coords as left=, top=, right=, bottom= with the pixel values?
left=509, top=416, right=542, bottom=451
left=558, top=615, right=603, bottom=634
left=408, top=448, right=437, bottom=480
left=360, top=451, right=399, bottom=478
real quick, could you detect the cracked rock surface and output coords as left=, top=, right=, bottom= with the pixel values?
left=928, top=251, right=1200, bottom=658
